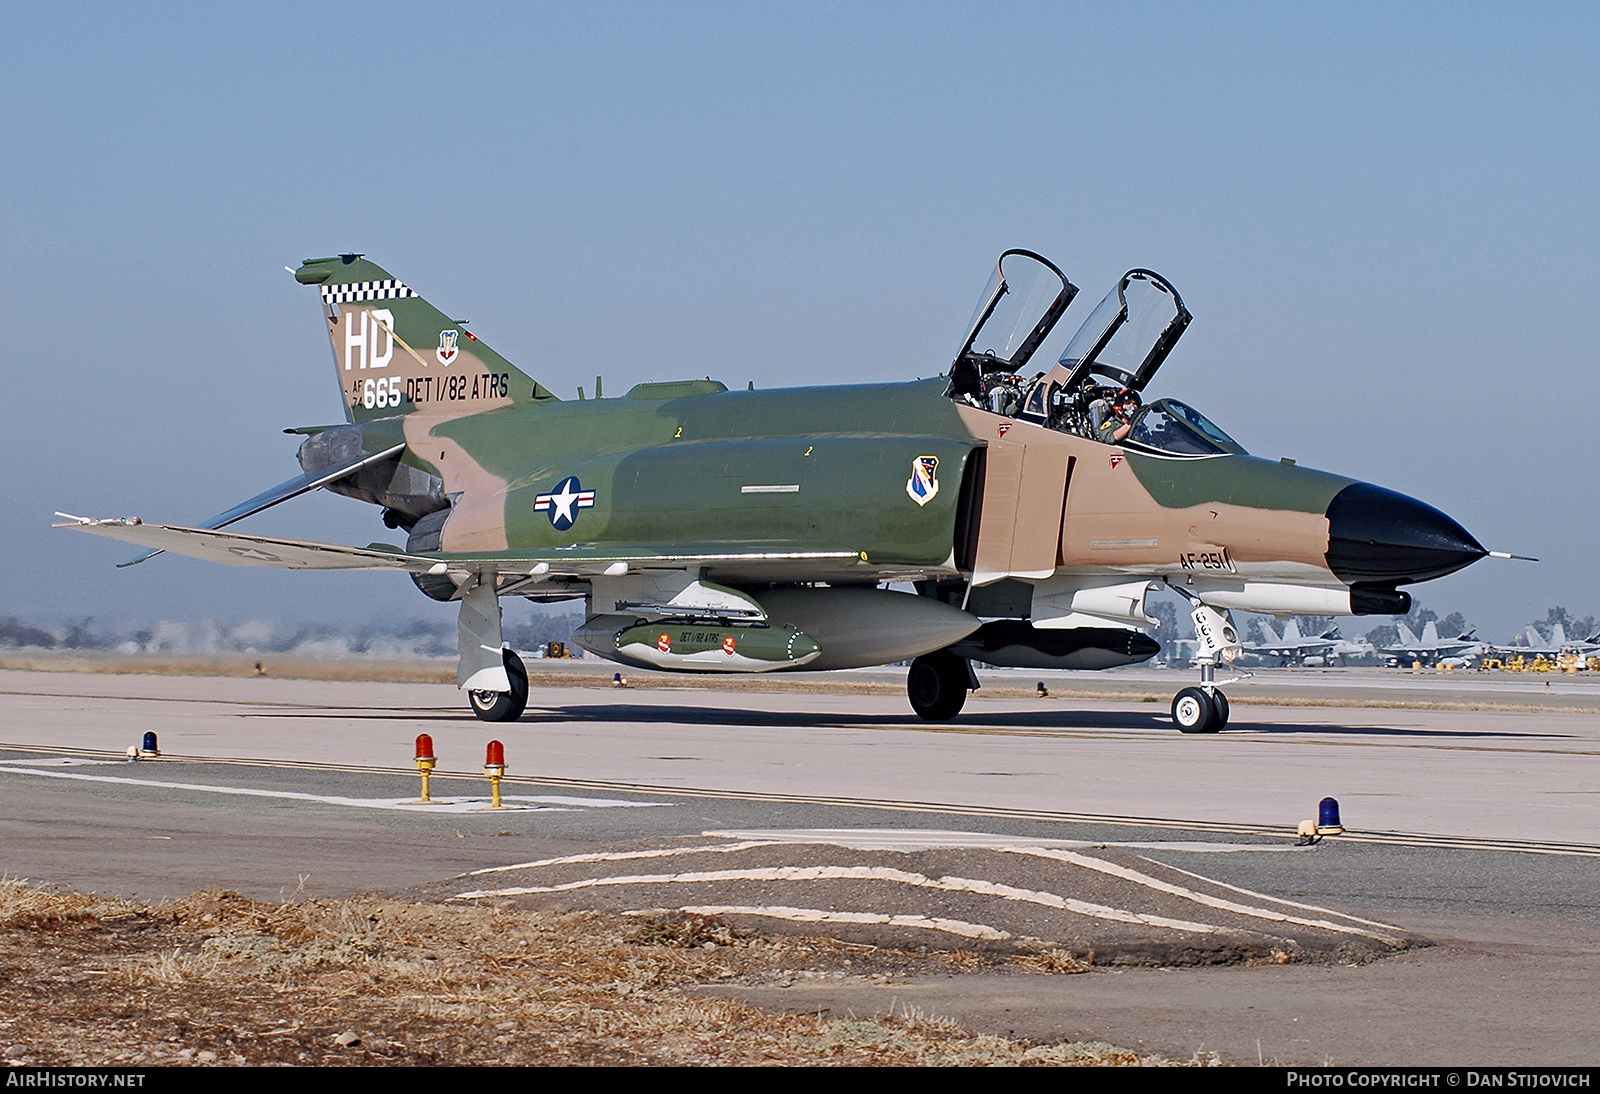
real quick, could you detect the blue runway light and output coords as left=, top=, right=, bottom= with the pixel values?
left=141, top=732, right=159, bottom=755
left=1319, top=796, right=1342, bottom=829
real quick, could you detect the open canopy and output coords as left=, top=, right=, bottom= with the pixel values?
left=1052, top=269, right=1191, bottom=394
left=948, top=250, right=1076, bottom=401
left=946, top=255, right=1241, bottom=456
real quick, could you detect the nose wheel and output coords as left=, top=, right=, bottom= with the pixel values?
left=1172, top=665, right=1229, bottom=734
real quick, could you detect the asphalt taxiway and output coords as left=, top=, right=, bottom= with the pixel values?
left=2, top=666, right=1598, bottom=1064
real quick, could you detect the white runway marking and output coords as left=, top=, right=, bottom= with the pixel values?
left=468, top=841, right=784, bottom=876
left=0, top=765, right=667, bottom=814
left=1137, top=856, right=1404, bottom=932
left=1006, top=846, right=1400, bottom=941
left=670, top=905, right=1013, bottom=941
left=454, top=864, right=1224, bottom=933
left=704, top=827, right=1295, bottom=854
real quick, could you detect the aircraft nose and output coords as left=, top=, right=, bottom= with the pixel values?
left=1324, top=482, right=1487, bottom=585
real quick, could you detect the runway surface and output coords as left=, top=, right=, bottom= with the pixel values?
left=3, top=666, right=1598, bottom=1064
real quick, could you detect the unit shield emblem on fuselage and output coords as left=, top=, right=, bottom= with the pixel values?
left=906, top=455, right=940, bottom=507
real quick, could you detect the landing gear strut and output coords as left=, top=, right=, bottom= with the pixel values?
left=908, top=651, right=975, bottom=721
left=1164, top=583, right=1241, bottom=734
left=469, top=648, right=529, bottom=723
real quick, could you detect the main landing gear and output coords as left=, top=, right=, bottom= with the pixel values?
left=469, top=648, right=529, bottom=723
left=908, top=650, right=977, bottom=721
left=457, top=573, right=529, bottom=723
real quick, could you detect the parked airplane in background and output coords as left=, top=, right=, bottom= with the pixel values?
left=1379, top=621, right=1482, bottom=667
left=59, top=248, right=1502, bottom=734
left=1243, top=619, right=1341, bottom=666
left=1490, top=624, right=1573, bottom=661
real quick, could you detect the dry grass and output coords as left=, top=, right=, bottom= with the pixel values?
left=0, top=883, right=1218, bottom=1067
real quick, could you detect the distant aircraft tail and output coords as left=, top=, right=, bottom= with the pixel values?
left=1421, top=621, right=1439, bottom=644
left=294, top=255, right=557, bottom=423
left=1396, top=622, right=1419, bottom=646
left=1280, top=619, right=1302, bottom=642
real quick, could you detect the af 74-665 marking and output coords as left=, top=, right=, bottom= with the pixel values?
left=60, top=249, right=1502, bottom=732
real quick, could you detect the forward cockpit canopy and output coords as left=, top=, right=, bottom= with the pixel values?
left=948, top=253, right=1243, bottom=457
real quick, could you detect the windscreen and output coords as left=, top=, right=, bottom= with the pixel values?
left=1126, top=399, right=1247, bottom=456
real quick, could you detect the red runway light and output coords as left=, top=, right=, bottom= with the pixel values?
left=486, top=740, right=505, bottom=768
left=415, top=734, right=435, bottom=761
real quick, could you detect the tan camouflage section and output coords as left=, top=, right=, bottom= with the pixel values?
left=954, top=404, right=1334, bottom=585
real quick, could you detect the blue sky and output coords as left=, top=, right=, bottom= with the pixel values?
left=2, top=3, right=1595, bottom=639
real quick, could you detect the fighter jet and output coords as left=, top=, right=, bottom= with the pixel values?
left=1489, top=624, right=1572, bottom=661
left=1242, top=619, right=1342, bottom=666
left=1378, top=621, right=1483, bottom=667
left=58, top=249, right=1498, bottom=733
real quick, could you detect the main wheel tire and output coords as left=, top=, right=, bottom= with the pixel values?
left=1211, top=689, right=1230, bottom=730
left=907, top=652, right=969, bottom=721
left=1172, top=686, right=1217, bottom=734
left=469, top=649, right=529, bottom=723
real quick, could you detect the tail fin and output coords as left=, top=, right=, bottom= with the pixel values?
left=1421, top=621, right=1439, bottom=644
left=1396, top=622, right=1419, bottom=646
left=294, top=254, right=557, bottom=423
left=1281, top=619, right=1302, bottom=642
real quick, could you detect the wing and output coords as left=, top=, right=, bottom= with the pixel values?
left=116, top=443, right=406, bottom=567
left=57, top=516, right=861, bottom=580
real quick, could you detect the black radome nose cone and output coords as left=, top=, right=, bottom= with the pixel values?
left=1326, top=483, right=1487, bottom=585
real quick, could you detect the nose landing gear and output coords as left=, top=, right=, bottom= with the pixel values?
left=1165, top=584, right=1242, bottom=734
left=1172, top=662, right=1230, bottom=733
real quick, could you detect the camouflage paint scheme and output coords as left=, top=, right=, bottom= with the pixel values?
left=61, top=252, right=1485, bottom=709
left=294, top=256, right=1357, bottom=592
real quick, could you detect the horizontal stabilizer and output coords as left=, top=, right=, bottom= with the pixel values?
left=116, top=443, right=405, bottom=567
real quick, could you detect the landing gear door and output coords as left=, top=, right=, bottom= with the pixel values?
left=1052, top=268, right=1190, bottom=394
left=950, top=251, right=1076, bottom=390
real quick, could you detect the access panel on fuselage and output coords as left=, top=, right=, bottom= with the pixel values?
left=956, top=407, right=1076, bottom=583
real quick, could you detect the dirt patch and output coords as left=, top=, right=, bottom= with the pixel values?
left=0, top=881, right=1219, bottom=1066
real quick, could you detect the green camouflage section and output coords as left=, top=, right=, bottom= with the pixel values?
left=429, top=379, right=977, bottom=566
left=1126, top=452, right=1355, bottom=513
